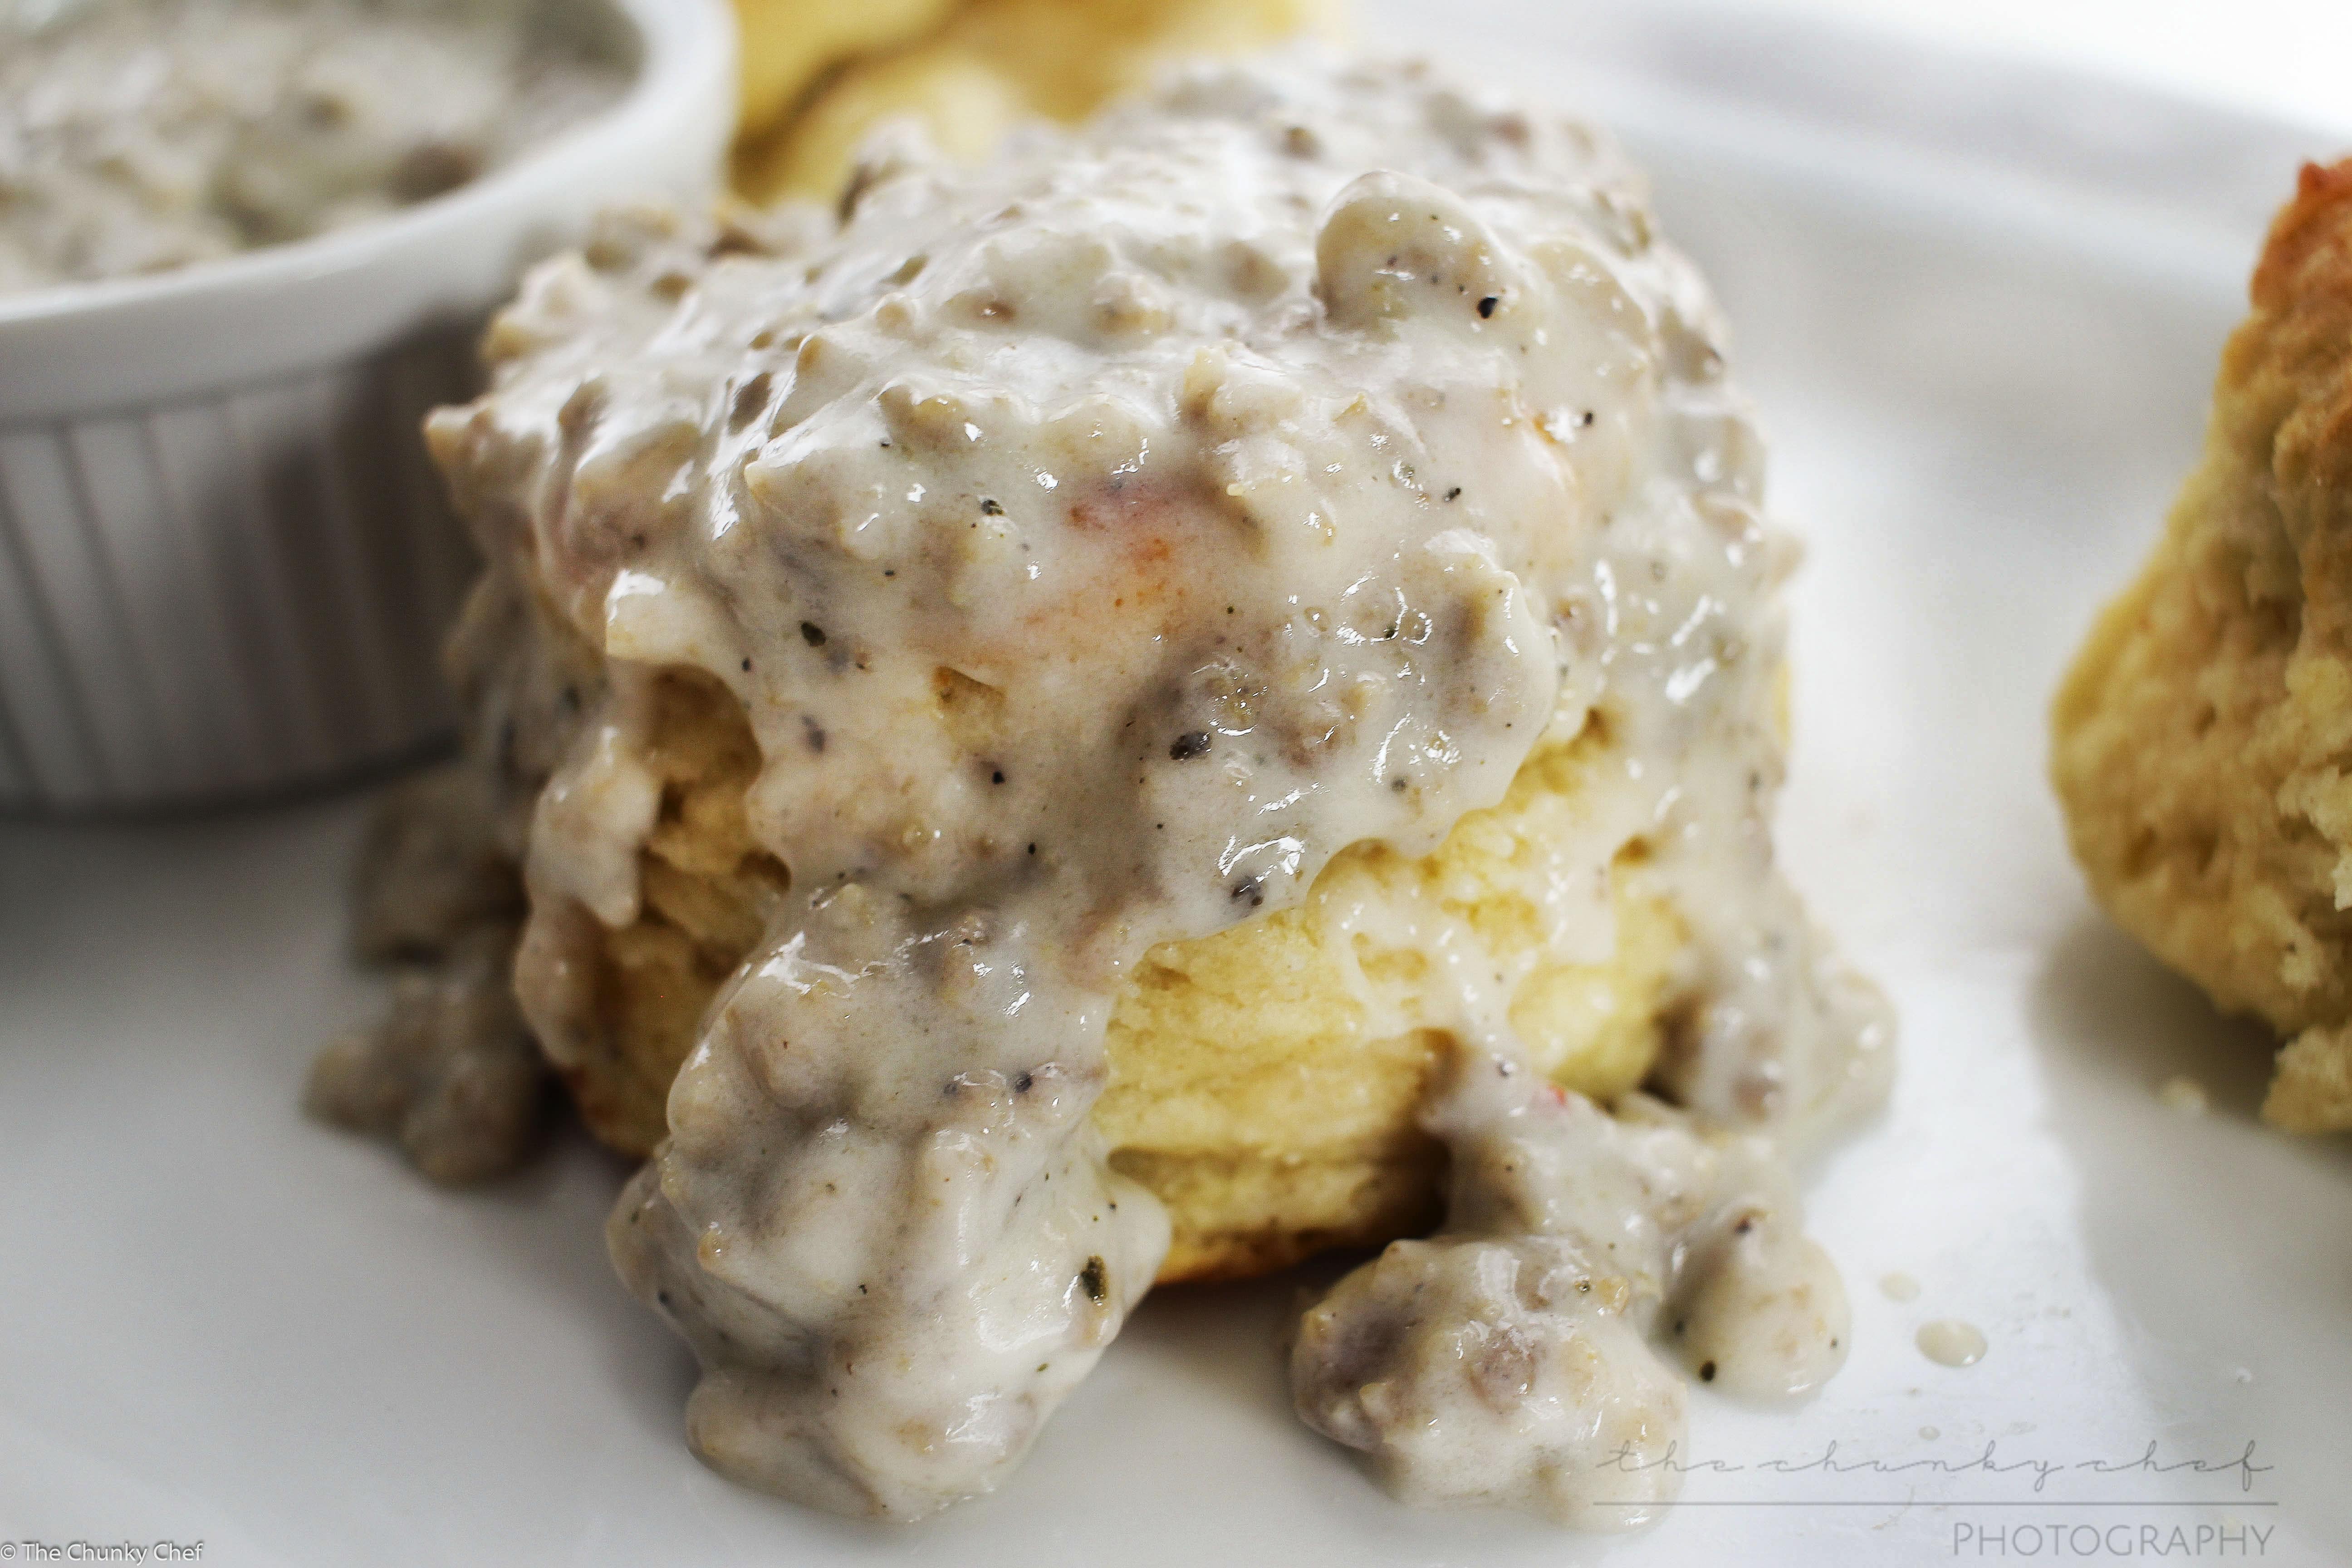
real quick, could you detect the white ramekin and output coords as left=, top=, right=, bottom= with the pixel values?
left=0, top=0, right=736, bottom=813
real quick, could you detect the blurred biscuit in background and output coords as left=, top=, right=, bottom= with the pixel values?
left=731, top=0, right=1343, bottom=202
left=2053, top=159, right=2352, bottom=1135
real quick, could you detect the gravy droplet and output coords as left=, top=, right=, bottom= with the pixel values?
left=1916, top=1319, right=1987, bottom=1368
left=1879, top=1271, right=1920, bottom=1303
left=2157, top=1075, right=2209, bottom=1115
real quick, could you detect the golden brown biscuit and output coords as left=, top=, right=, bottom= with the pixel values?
left=2052, top=159, right=2352, bottom=1133
left=557, top=667, right=1680, bottom=1281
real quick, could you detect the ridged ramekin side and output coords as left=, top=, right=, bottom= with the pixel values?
left=0, top=0, right=735, bottom=814
left=0, top=331, right=481, bottom=811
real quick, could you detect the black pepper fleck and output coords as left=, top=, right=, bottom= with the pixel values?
left=729, top=371, right=772, bottom=432
left=1700, top=1361, right=1718, bottom=1383
left=1477, top=295, right=1499, bottom=318
left=1230, top=877, right=1264, bottom=908
left=800, top=621, right=826, bottom=646
left=1078, top=1256, right=1108, bottom=1305
left=980, top=497, right=1004, bottom=515
left=1444, top=486, right=1462, bottom=501
left=1169, top=730, right=1211, bottom=761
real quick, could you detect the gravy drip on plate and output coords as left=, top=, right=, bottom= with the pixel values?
left=420, top=56, right=1889, bottom=1522
left=1292, top=1066, right=1853, bottom=1529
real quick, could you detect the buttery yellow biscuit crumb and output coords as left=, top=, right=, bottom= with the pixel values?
left=564, top=671, right=1681, bottom=1281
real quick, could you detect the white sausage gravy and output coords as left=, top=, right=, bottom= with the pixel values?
left=0, top=0, right=623, bottom=291
left=401, top=53, right=1891, bottom=1526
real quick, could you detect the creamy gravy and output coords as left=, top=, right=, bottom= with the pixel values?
left=0, top=0, right=624, bottom=291
left=1917, top=1319, right=1988, bottom=1369
left=412, top=54, right=1889, bottom=1524
left=1293, top=1063, right=1849, bottom=1528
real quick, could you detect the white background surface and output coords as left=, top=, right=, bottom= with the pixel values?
left=3, top=2, right=2350, bottom=1565
left=1717, top=0, right=2352, bottom=136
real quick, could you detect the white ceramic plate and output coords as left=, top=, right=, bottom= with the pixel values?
left=3, top=5, right=2347, bottom=1563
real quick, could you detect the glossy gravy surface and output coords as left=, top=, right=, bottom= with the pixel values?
left=421, top=55, right=1890, bottom=1523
